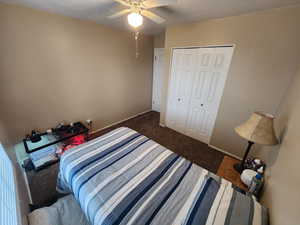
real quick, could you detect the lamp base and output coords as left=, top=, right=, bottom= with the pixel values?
left=233, top=163, right=244, bottom=174
left=233, top=141, right=254, bottom=174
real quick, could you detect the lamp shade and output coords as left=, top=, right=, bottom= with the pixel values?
left=235, top=112, right=279, bottom=145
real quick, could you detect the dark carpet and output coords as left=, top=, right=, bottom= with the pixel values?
left=27, top=111, right=225, bottom=206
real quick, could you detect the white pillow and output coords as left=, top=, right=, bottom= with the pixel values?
left=28, top=195, right=90, bottom=225
left=28, top=207, right=61, bottom=225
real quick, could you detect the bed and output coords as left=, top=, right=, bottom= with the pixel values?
left=57, top=127, right=268, bottom=225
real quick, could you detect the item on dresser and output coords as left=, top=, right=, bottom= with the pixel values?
left=244, top=157, right=266, bottom=172
left=53, top=122, right=88, bottom=156
left=241, top=169, right=258, bottom=187
left=28, top=130, right=42, bottom=143
left=27, top=135, right=60, bottom=170
left=249, top=173, right=264, bottom=197
left=16, top=121, right=89, bottom=171
left=56, top=135, right=86, bottom=156
left=23, top=121, right=89, bottom=154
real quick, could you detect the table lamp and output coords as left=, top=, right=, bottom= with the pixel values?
left=234, top=112, right=279, bottom=173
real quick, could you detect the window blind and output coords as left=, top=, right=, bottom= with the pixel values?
left=0, top=143, right=18, bottom=225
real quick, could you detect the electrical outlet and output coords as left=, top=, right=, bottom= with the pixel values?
left=86, top=119, right=93, bottom=125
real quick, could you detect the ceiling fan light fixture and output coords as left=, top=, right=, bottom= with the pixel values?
left=127, top=12, right=143, bottom=28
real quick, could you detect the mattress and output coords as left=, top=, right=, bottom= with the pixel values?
left=57, top=127, right=268, bottom=225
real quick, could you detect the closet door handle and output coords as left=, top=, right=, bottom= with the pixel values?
left=178, top=98, right=181, bottom=102
left=201, top=104, right=204, bottom=106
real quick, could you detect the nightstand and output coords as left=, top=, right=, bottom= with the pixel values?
left=217, top=156, right=248, bottom=191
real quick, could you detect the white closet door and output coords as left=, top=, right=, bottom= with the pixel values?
left=166, top=48, right=197, bottom=133
left=152, top=48, right=164, bottom=112
left=166, top=46, right=234, bottom=143
left=185, top=47, right=234, bottom=142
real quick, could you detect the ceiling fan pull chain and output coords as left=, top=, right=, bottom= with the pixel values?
left=135, top=31, right=140, bottom=58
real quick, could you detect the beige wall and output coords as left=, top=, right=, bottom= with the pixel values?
left=258, top=66, right=300, bottom=225
left=154, top=32, right=165, bottom=48
left=0, top=3, right=153, bottom=143
left=161, top=6, right=300, bottom=157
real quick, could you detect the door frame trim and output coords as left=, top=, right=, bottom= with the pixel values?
left=165, top=44, right=236, bottom=144
left=152, top=48, right=165, bottom=112
left=172, top=44, right=235, bottom=49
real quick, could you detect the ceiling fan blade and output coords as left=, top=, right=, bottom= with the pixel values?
left=142, top=0, right=177, bottom=9
left=141, top=10, right=166, bottom=24
left=108, top=9, right=131, bottom=18
left=112, top=0, right=131, bottom=7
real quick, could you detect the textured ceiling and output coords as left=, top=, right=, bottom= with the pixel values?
left=1, top=0, right=300, bottom=34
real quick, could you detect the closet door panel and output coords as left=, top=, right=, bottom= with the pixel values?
left=185, top=48, right=215, bottom=142
left=166, top=50, right=181, bottom=129
left=175, top=50, right=195, bottom=133
left=205, top=48, right=234, bottom=138
left=185, top=47, right=234, bottom=142
left=166, top=49, right=194, bottom=133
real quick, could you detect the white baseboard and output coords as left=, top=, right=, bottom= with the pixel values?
left=90, top=110, right=152, bottom=135
left=159, top=123, right=165, bottom=127
left=209, top=144, right=242, bottom=160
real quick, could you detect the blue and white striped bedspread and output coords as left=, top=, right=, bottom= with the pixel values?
left=58, top=127, right=268, bottom=225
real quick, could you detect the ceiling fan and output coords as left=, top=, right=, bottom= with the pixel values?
left=108, top=0, right=177, bottom=28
